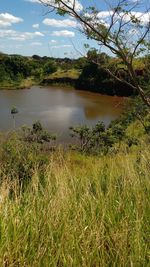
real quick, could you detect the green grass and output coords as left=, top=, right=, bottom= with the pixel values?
left=0, top=138, right=149, bottom=266
left=0, top=77, right=36, bottom=90
left=42, top=68, right=81, bottom=88
left=47, top=68, right=81, bottom=80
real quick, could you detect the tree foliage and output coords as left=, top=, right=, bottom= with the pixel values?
left=0, top=54, right=58, bottom=84
left=43, top=60, right=57, bottom=75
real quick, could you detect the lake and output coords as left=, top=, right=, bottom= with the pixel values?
left=0, top=86, right=127, bottom=141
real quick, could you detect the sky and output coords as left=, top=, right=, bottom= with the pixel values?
left=0, top=0, right=91, bottom=57
left=0, top=0, right=148, bottom=58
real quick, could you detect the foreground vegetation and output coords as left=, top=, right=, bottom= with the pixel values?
left=0, top=138, right=150, bottom=266
left=0, top=105, right=150, bottom=266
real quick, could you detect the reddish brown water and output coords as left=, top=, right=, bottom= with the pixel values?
left=0, top=85, right=127, bottom=141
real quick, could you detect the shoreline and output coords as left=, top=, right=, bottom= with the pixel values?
left=0, top=77, right=134, bottom=99
left=0, top=77, right=38, bottom=90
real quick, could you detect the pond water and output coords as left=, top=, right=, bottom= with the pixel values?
left=0, top=86, right=127, bottom=141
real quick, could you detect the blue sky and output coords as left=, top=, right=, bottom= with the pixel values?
left=0, top=0, right=92, bottom=57
left=0, top=0, right=148, bottom=57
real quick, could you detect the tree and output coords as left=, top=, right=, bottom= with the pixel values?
left=43, top=60, right=57, bottom=75
left=39, top=0, right=150, bottom=107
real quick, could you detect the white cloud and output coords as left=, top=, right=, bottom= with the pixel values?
left=32, top=23, right=39, bottom=29
left=51, top=44, right=72, bottom=48
left=120, top=11, right=150, bottom=26
left=30, top=41, right=42, bottom=45
left=26, top=0, right=83, bottom=12
left=0, top=13, right=23, bottom=27
left=52, top=30, right=75, bottom=37
left=0, top=29, right=44, bottom=41
left=49, top=39, right=57, bottom=43
left=97, top=11, right=114, bottom=19
left=35, top=31, right=44, bottom=36
left=43, top=18, right=77, bottom=27
left=97, top=10, right=150, bottom=26
left=84, top=12, right=110, bottom=28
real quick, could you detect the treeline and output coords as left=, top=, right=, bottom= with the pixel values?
left=75, top=51, right=150, bottom=96
left=1, top=51, right=150, bottom=96
left=75, top=62, right=135, bottom=96
left=42, top=51, right=150, bottom=97
left=0, top=53, right=57, bottom=87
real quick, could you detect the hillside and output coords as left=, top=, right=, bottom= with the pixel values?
left=0, top=116, right=149, bottom=266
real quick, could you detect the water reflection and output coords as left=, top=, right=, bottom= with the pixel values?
left=0, top=86, right=126, bottom=140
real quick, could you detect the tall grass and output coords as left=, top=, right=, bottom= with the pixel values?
left=0, top=144, right=149, bottom=266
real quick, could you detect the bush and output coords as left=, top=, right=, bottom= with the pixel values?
left=43, top=60, right=57, bottom=75
left=23, top=121, right=56, bottom=144
left=0, top=133, right=49, bottom=193
left=69, top=121, right=115, bottom=154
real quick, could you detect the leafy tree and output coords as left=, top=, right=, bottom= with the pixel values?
left=32, top=54, right=41, bottom=60
left=69, top=121, right=113, bottom=154
left=43, top=60, right=57, bottom=75
left=0, top=54, right=57, bottom=84
left=5, top=56, right=31, bottom=79
left=0, top=63, right=9, bottom=82
left=74, top=57, right=87, bottom=70
left=40, top=0, right=150, bottom=107
left=32, top=67, right=44, bottom=81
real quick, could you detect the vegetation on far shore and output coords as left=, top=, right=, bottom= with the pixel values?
left=0, top=77, right=36, bottom=90
left=0, top=53, right=57, bottom=90
left=1, top=51, right=150, bottom=97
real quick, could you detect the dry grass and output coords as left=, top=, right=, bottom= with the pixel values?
left=0, top=143, right=149, bottom=266
left=47, top=69, right=80, bottom=79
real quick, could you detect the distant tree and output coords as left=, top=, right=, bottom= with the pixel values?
left=86, top=50, right=110, bottom=65
left=32, top=55, right=41, bottom=60
left=5, top=55, right=31, bottom=80
left=32, top=67, right=44, bottom=81
left=0, top=62, right=9, bottom=82
left=43, top=60, right=57, bottom=75
left=74, top=57, right=87, bottom=70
